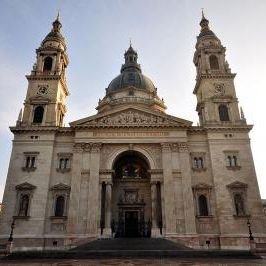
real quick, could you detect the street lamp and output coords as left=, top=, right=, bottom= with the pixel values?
left=247, top=218, right=254, bottom=241
left=8, top=219, right=15, bottom=242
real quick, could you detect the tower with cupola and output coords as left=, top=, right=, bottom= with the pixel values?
left=20, top=14, right=69, bottom=127
left=193, top=12, right=245, bottom=126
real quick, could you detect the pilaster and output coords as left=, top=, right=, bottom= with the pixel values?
left=161, top=143, right=176, bottom=235
left=178, top=143, right=197, bottom=234
left=87, top=143, right=102, bottom=235
left=150, top=180, right=161, bottom=237
left=66, top=143, right=83, bottom=237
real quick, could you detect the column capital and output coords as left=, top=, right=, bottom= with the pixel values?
left=161, top=142, right=171, bottom=152
left=99, top=169, right=114, bottom=175
left=106, top=181, right=113, bottom=186
left=161, top=142, right=189, bottom=152
left=73, top=142, right=102, bottom=153
left=91, top=143, right=102, bottom=153
left=178, top=142, right=189, bottom=152
left=73, top=143, right=84, bottom=153
left=148, top=169, right=163, bottom=174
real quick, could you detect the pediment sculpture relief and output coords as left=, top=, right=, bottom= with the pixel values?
left=90, top=111, right=170, bottom=126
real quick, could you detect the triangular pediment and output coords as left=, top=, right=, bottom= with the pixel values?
left=70, top=106, right=192, bottom=128
left=192, top=183, right=212, bottom=190
left=50, top=183, right=71, bottom=191
left=16, top=182, right=36, bottom=190
left=227, top=181, right=248, bottom=189
left=28, top=95, right=50, bottom=104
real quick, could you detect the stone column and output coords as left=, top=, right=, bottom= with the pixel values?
left=103, top=181, right=112, bottom=237
left=161, top=143, right=177, bottom=235
left=151, top=181, right=160, bottom=237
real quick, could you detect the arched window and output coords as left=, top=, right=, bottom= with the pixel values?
left=227, top=156, right=232, bottom=167
left=234, top=193, right=245, bottom=216
left=198, top=195, right=209, bottom=216
left=209, top=55, right=219, bottom=69
left=33, top=106, right=44, bottom=124
left=43, top=56, right=53, bottom=71
left=18, top=194, right=29, bottom=216
left=55, top=196, right=65, bottom=217
left=219, top=104, right=230, bottom=121
left=192, top=157, right=204, bottom=169
left=193, top=157, right=198, bottom=168
left=232, top=156, right=237, bottom=167
left=198, top=158, right=203, bottom=168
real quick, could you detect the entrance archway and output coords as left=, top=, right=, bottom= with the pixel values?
left=111, top=151, right=152, bottom=237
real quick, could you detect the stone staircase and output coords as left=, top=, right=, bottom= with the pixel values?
left=72, top=238, right=190, bottom=251
left=3, top=238, right=261, bottom=260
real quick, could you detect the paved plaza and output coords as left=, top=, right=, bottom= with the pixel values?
left=0, top=258, right=266, bottom=266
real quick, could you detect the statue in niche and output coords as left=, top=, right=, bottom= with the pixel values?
left=122, top=163, right=141, bottom=178
left=234, top=193, right=245, bottom=216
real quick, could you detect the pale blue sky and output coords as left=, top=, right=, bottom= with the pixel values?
left=0, top=0, right=266, bottom=200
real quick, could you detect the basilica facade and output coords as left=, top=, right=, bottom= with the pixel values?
left=0, top=14, right=265, bottom=251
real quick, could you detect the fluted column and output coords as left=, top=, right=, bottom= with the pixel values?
left=104, top=181, right=112, bottom=237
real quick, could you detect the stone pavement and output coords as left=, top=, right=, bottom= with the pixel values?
left=0, top=258, right=266, bottom=265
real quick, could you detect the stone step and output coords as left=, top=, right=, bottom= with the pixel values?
left=4, top=249, right=259, bottom=260
left=72, top=238, right=190, bottom=251
left=4, top=238, right=260, bottom=260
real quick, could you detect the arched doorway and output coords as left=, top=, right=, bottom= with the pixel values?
left=111, top=150, right=152, bottom=237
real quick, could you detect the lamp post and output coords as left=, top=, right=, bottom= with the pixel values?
left=8, top=219, right=15, bottom=242
left=247, top=218, right=256, bottom=252
left=247, top=219, right=254, bottom=241
left=7, top=219, right=15, bottom=254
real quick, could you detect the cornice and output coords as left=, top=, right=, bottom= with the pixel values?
left=193, top=73, right=236, bottom=94
left=188, top=125, right=253, bottom=133
left=10, top=126, right=74, bottom=135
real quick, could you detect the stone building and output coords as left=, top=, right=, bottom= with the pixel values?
left=0, top=14, right=265, bottom=251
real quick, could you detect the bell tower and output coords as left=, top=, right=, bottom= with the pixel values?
left=193, top=12, right=245, bottom=126
left=20, top=14, right=69, bottom=127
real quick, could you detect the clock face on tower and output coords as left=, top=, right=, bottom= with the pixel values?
left=214, top=83, right=225, bottom=96
left=37, top=86, right=48, bottom=95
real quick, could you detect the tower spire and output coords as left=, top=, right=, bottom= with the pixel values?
left=201, top=8, right=205, bottom=19
left=57, top=10, right=60, bottom=21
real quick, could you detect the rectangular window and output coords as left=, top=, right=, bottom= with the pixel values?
left=22, top=152, right=39, bottom=171
left=190, top=152, right=206, bottom=171
left=56, top=153, right=72, bottom=173
left=224, top=151, right=241, bottom=169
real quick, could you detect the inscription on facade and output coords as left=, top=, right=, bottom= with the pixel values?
left=93, top=132, right=169, bottom=137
